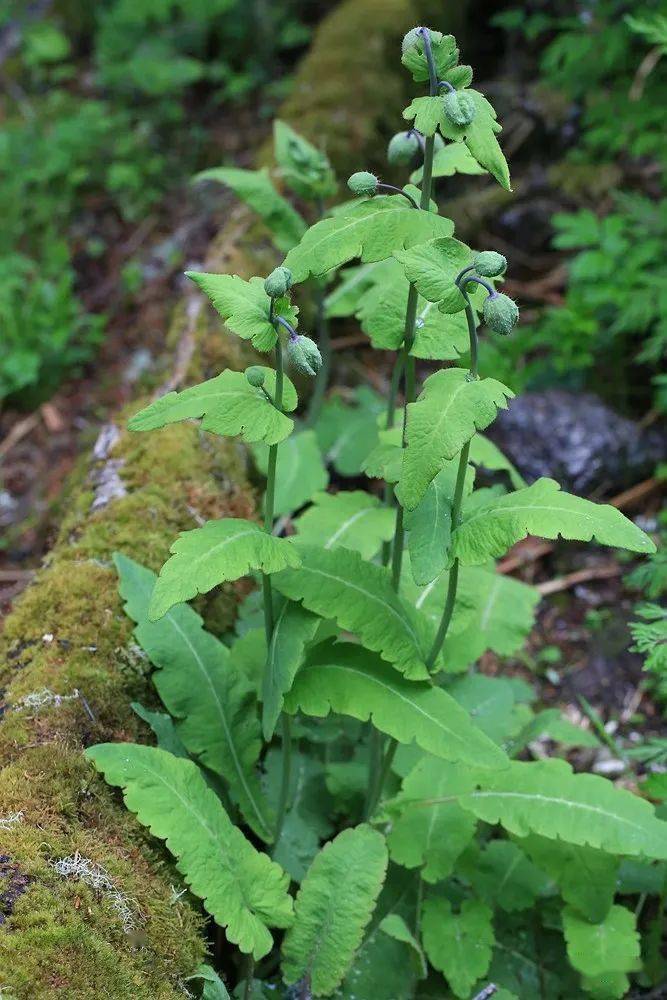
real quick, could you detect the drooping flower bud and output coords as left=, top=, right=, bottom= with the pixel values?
left=245, top=365, right=266, bottom=388
left=483, top=293, right=519, bottom=336
left=347, top=171, right=379, bottom=197
left=443, top=90, right=476, bottom=127
left=401, top=27, right=423, bottom=54
left=433, top=133, right=445, bottom=154
left=264, top=266, right=292, bottom=299
left=387, top=131, right=420, bottom=167
left=286, top=335, right=322, bottom=377
left=473, top=251, right=507, bottom=278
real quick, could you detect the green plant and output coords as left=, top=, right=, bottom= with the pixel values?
left=86, top=27, right=664, bottom=999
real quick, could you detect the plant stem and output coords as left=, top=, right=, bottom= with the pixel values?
left=273, top=714, right=292, bottom=844
left=242, top=955, right=255, bottom=1000
left=425, top=286, right=478, bottom=668
left=364, top=726, right=383, bottom=819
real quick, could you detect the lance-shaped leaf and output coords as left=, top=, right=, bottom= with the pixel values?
left=186, top=272, right=298, bottom=352
left=294, top=490, right=395, bottom=560
left=562, top=905, right=641, bottom=978
left=284, top=642, right=508, bottom=772
left=469, top=433, right=526, bottom=489
left=452, top=477, right=657, bottom=565
left=117, top=555, right=273, bottom=841
left=253, top=430, right=329, bottom=517
left=394, top=237, right=472, bottom=313
left=281, top=824, right=388, bottom=994
left=131, top=702, right=189, bottom=759
left=283, top=197, right=454, bottom=282
left=195, top=166, right=306, bottom=252
left=422, top=897, right=494, bottom=999
left=387, top=756, right=478, bottom=882
left=128, top=368, right=298, bottom=446
left=86, top=744, right=293, bottom=959
left=406, top=460, right=474, bottom=586
left=150, top=518, right=301, bottom=620
left=519, top=834, right=618, bottom=923
left=273, top=119, right=337, bottom=201
left=379, top=914, right=427, bottom=979
left=315, top=386, right=384, bottom=477
left=400, top=368, right=513, bottom=511
left=455, top=758, right=667, bottom=858
left=272, top=545, right=431, bottom=680
left=461, top=840, right=550, bottom=912
left=356, top=260, right=470, bottom=360
left=262, top=599, right=320, bottom=741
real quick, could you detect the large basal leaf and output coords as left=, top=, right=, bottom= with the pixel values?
left=294, top=490, right=396, bottom=561
left=272, top=545, right=431, bottom=680
left=469, top=433, right=526, bottom=489
left=361, top=425, right=403, bottom=484
left=284, top=641, right=508, bottom=772
left=461, top=839, right=550, bottom=913
left=149, top=518, right=301, bottom=620
left=394, top=237, right=472, bottom=313
left=253, top=429, right=329, bottom=517
left=195, top=166, right=306, bottom=252
left=324, top=262, right=385, bottom=319
left=447, top=673, right=529, bottom=744
left=519, top=834, right=618, bottom=923
left=283, top=197, right=454, bottom=283
left=452, top=477, right=657, bottom=565
left=186, top=272, right=298, bottom=353
left=406, top=460, right=474, bottom=586
left=400, top=368, right=513, bottom=511
left=314, top=387, right=384, bottom=477
left=421, top=896, right=494, bottom=999
left=128, top=368, right=298, bottom=446
left=116, top=554, right=273, bottom=841
left=262, top=599, right=320, bottom=741
left=86, top=744, right=293, bottom=959
left=387, top=755, right=477, bottom=882
left=453, top=758, right=667, bottom=858
left=281, top=824, right=388, bottom=994
left=562, top=905, right=640, bottom=978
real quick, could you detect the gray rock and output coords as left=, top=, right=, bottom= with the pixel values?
left=489, top=389, right=665, bottom=494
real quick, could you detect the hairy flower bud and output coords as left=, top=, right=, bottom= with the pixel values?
left=264, top=266, right=292, bottom=299
left=347, top=171, right=379, bottom=197
left=473, top=251, right=507, bottom=278
left=483, top=293, right=519, bottom=336
left=286, top=335, right=322, bottom=377
left=387, top=131, right=420, bottom=166
left=443, top=90, right=476, bottom=127
left=401, top=27, right=424, bottom=54
left=245, top=365, right=266, bottom=388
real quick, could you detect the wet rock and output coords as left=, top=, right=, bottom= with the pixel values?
left=490, top=389, right=666, bottom=494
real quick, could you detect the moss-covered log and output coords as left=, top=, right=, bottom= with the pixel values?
left=0, top=1, right=467, bottom=996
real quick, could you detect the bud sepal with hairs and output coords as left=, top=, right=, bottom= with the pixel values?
left=443, top=90, right=476, bottom=127
left=286, top=335, right=323, bottom=377
left=473, top=251, right=507, bottom=278
left=347, top=171, right=379, bottom=197
left=264, top=266, right=293, bottom=299
left=483, top=292, right=519, bottom=336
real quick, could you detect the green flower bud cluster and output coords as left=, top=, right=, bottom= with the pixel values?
left=347, top=171, right=379, bottom=197
left=473, top=251, right=507, bottom=278
left=264, top=266, right=293, bottom=299
left=286, top=335, right=322, bottom=377
left=443, top=90, right=476, bottom=127
left=483, top=292, right=519, bottom=336
left=387, top=131, right=420, bottom=166
left=244, top=366, right=266, bottom=388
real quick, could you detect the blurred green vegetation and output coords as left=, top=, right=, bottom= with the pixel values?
left=0, top=0, right=316, bottom=407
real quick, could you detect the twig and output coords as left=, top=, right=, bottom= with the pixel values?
left=536, top=563, right=621, bottom=596
left=0, top=413, right=40, bottom=458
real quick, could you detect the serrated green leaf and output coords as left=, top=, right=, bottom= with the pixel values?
left=85, top=744, right=293, bottom=959
left=150, top=518, right=301, bottom=620
left=262, top=599, right=320, bottom=740
left=314, top=387, right=384, bottom=476
left=519, top=834, right=618, bottom=923
left=422, top=897, right=494, bottom=999
left=562, top=905, right=640, bottom=977
left=324, top=262, right=384, bottom=318
left=273, top=119, right=337, bottom=201
left=410, top=143, right=487, bottom=184
left=117, top=555, right=273, bottom=841
left=379, top=914, right=427, bottom=978
left=400, top=368, right=513, bottom=510
left=284, top=641, right=508, bottom=772
left=195, top=166, right=306, bottom=252
left=362, top=425, right=403, bottom=484
left=394, top=236, right=472, bottom=313
left=401, top=31, right=459, bottom=83
left=294, top=490, right=395, bottom=560
left=406, top=460, right=474, bottom=586
left=454, top=757, right=667, bottom=858
left=469, top=434, right=526, bottom=489
left=272, top=546, right=431, bottom=680
left=440, top=90, right=511, bottom=191
left=448, top=673, right=526, bottom=743
left=281, top=825, right=388, bottom=994
left=387, top=756, right=477, bottom=881
left=186, top=273, right=297, bottom=352
left=128, top=368, right=297, bottom=446
left=453, top=477, right=657, bottom=565
left=186, top=964, right=231, bottom=1000
left=284, top=197, right=454, bottom=282
left=581, top=971, right=630, bottom=1000
left=131, top=702, right=189, bottom=759
left=463, top=839, right=550, bottom=912
left=253, top=430, right=329, bottom=517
